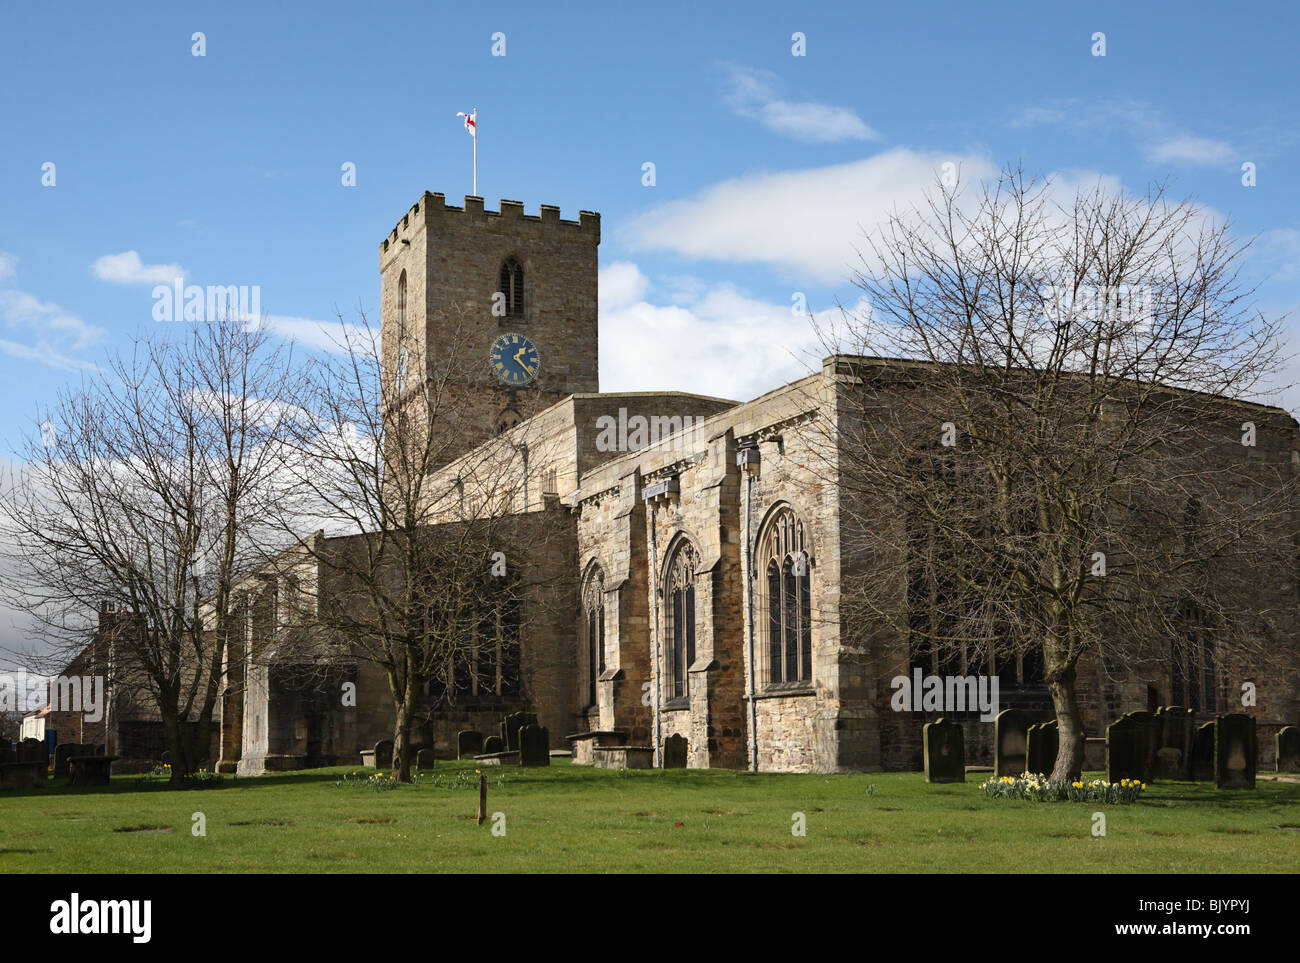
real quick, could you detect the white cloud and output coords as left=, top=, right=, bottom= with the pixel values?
left=724, top=65, right=879, bottom=143
left=622, top=149, right=998, bottom=283
left=1010, top=98, right=1238, bottom=169
left=260, top=314, right=357, bottom=353
left=92, top=250, right=186, bottom=285
left=0, top=337, right=99, bottom=372
left=599, top=271, right=854, bottom=401
left=0, top=289, right=104, bottom=353
left=1145, top=135, right=1234, bottom=167
left=0, top=252, right=15, bottom=283
left=598, top=262, right=649, bottom=312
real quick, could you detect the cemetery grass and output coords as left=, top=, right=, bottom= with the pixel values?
left=2, top=761, right=1297, bottom=873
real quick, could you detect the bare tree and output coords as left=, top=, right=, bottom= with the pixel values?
left=281, top=307, right=568, bottom=782
left=823, top=166, right=1295, bottom=780
left=0, top=318, right=299, bottom=783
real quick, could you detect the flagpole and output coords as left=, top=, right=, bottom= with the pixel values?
left=473, top=109, right=478, bottom=196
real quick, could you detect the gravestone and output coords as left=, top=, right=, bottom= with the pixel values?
left=18, top=738, right=44, bottom=764
left=1156, top=706, right=1195, bottom=779
left=414, top=748, right=435, bottom=771
left=1123, top=711, right=1160, bottom=780
left=923, top=718, right=965, bottom=783
left=1276, top=726, right=1300, bottom=773
left=662, top=734, right=689, bottom=769
left=994, top=709, right=1030, bottom=777
left=1025, top=720, right=1059, bottom=777
left=1214, top=714, right=1256, bottom=790
left=1155, top=747, right=1183, bottom=780
left=502, top=712, right=537, bottom=751
left=482, top=735, right=505, bottom=754
left=373, top=739, right=394, bottom=770
left=1106, top=714, right=1152, bottom=783
left=457, top=730, right=484, bottom=759
left=53, top=742, right=81, bottom=779
left=1191, top=721, right=1216, bottom=781
left=518, top=725, right=550, bottom=766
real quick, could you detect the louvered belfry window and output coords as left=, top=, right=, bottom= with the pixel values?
left=498, top=258, right=524, bottom=317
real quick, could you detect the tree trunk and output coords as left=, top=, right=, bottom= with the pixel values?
left=1047, top=662, right=1086, bottom=782
left=161, top=711, right=187, bottom=787
left=391, top=701, right=413, bottom=783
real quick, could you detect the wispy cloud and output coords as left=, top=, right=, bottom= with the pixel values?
left=1009, top=97, right=1238, bottom=169
left=0, top=258, right=105, bottom=371
left=723, top=65, right=879, bottom=144
left=623, top=148, right=997, bottom=282
left=91, top=250, right=187, bottom=285
left=1145, top=135, right=1234, bottom=166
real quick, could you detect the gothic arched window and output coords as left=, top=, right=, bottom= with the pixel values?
left=498, top=258, right=524, bottom=317
left=583, top=566, right=606, bottom=707
left=495, top=408, right=522, bottom=435
left=664, top=538, right=698, bottom=701
left=760, top=507, right=812, bottom=686
left=1172, top=603, right=1217, bottom=713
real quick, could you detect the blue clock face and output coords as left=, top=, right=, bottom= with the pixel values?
left=490, top=333, right=540, bottom=385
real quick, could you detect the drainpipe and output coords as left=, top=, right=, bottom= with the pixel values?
left=743, top=468, right=758, bottom=771
left=738, top=443, right=762, bottom=771
left=648, top=502, right=662, bottom=768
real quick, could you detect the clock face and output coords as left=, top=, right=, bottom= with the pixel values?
left=490, top=332, right=540, bottom=386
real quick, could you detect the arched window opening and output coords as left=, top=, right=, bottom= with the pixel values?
left=760, top=507, right=813, bottom=686
left=395, top=270, right=408, bottom=392
left=498, top=258, right=524, bottom=317
left=664, top=539, right=699, bottom=702
left=1172, top=604, right=1217, bottom=713
left=495, top=408, right=522, bottom=435
left=583, top=566, right=606, bottom=708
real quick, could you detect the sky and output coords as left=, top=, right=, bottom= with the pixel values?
left=1, top=0, right=1299, bottom=658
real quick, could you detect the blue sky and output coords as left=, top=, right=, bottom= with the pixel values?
left=1, top=0, right=1298, bottom=439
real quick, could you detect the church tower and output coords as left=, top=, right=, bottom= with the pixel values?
left=379, top=192, right=600, bottom=465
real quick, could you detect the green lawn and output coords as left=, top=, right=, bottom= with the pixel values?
left=2, top=761, right=1297, bottom=873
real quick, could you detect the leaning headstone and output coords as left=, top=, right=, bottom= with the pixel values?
left=1025, top=720, right=1060, bottom=777
left=482, top=735, right=505, bottom=754
left=518, top=725, right=550, bottom=767
left=1276, top=726, right=1300, bottom=773
left=1156, top=706, right=1195, bottom=778
left=923, top=718, right=965, bottom=783
left=373, top=739, right=394, bottom=770
left=502, top=712, right=537, bottom=751
left=457, top=730, right=484, bottom=760
left=414, top=748, right=436, bottom=771
left=994, top=709, right=1030, bottom=777
left=662, top=733, right=689, bottom=769
left=1106, top=714, right=1151, bottom=783
left=1191, top=721, right=1216, bottom=781
left=1215, top=714, right=1256, bottom=790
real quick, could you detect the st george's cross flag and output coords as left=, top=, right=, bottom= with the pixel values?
left=457, top=109, right=477, bottom=137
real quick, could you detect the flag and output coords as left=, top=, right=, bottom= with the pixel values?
left=457, top=109, right=477, bottom=137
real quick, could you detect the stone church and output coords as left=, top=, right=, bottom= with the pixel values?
left=193, top=192, right=1300, bottom=775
